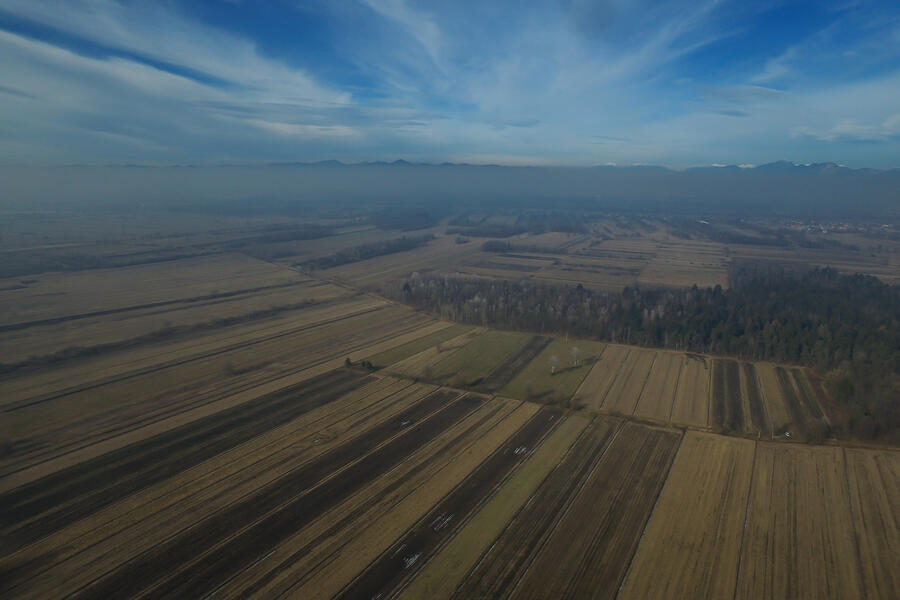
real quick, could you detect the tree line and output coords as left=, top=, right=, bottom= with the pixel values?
left=383, top=265, right=899, bottom=440
left=298, top=234, right=434, bottom=270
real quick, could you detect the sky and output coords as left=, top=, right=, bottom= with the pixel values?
left=1, top=0, right=899, bottom=168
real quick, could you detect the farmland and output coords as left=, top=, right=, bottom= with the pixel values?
left=3, top=349, right=894, bottom=599
left=1, top=219, right=897, bottom=599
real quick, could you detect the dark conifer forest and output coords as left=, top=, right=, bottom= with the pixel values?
left=385, top=265, right=900, bottom=440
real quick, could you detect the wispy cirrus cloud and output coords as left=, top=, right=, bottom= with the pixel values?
left=0, top=0, right=898, bottom=167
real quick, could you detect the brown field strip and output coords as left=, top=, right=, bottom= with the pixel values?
left=364, top=323, right=470, bottom=368
left=755, top=362, right=792, bottom=431
left=511, top=422, right=682, bottom=600
left=0, top=294, right=385, bottom=408
left=277, top=402, right=543, bottom=600
left=385, top=328, right=484, bottom=379
left=634, top=351, right=682, bottom=421
left=395, top=414, right=591, bottom=600
left=774, top=366, right=815, bottom=438
left=741, top=362, right=769, bottom=434
left=844, top=448, right=900, bottom=599
left=602, top=347, right=656, bottom=414
left=711, top=358, right=744, bottom=433
left=64, top=390, right=480, bottom=599
left=0, top=302, right=435, bottom=478
left=670, top=353, right=710, bottom=427
left=213, top=396, right=526, bottom=600
left=333, top=407, right=564, bottom=600
left=735, top=444, right=864, bottom=600
left=0, top=254, right=306, bottom=327
left=451, top=416, right=622, bottom=599
left=0, top=369, right=373, bottom=553
left=0, top=377, right=429, bottom=598
left=570, top=345, right=629, bottom=411
left=791, top=368, right=825, bottom=420
left=0, top=311, right=442, bottom=493
left=618, top=432, right=755, bottom=600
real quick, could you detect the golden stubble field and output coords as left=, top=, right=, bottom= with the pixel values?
left=0, top=251, right=897, bottom=599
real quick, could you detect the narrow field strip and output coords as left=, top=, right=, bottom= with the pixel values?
left=0, top=370, right=371, bottom=551
left=333, top=407, right=565, bottom=600
left=451, top=416, right=621, bottom=599
left=68, top=391, right=478, bottom=599
left=634, top=351, right=682, bottom=422
left=711, top=359, right=744, bottom=433
left=843, top=449, right=899, bottom=599
left=603, top=348, right=655, bottom=415
left=670, top=353, right=710, bottom=427
left=570, top=345, right=625, bottom=411
left=735, top=444, right=864, bottom=600
left=510, top=422, right=681, bottom=600
left=0, top=377, right=421, bottom=598
left=277, top=402, right=542, bottom=600
left=395, top=414, right=590, bottom=600
left=741, top=362, right=769, bottom=434
left=226, top=397, right=526, bottom=600
left=364, top=323, right=470, bottom=368
left=618, top=432, right=755, bottom=600
left=0, top=305, right=437, bottom=485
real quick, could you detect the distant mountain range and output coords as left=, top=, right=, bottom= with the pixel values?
left=258, top=159, right=897, bottom=174
left=2, top=160, right=898, bottom=217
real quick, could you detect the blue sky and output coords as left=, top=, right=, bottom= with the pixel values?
left=1, top=0, right=899, bottom=167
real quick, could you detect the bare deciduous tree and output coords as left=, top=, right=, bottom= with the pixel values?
left=571, top=346, right=581, bottom=366
left=549, top=354, right=559, bottom=375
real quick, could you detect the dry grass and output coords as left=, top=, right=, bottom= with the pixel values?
left=670, top=353, right=710, bottom=427
left=755, top=362, right=792, bottom=431
left=396, top=413, right=589, bottom=600
left=384, top=328, right=483, bottom=379
left=282, top=402, right=540, bottom=600
left=602, top=347, right=656, bottom=414
left=222, top=396, right=524, bottom=600
left=634, top=351, right=682, bottom=421
left=844, top=448, right=900, bottom=599
left=735, top=444, right=864, bottom=600
left=571, top=344, right=630, bottom=411
left=619, top=431, right=755, bottom=600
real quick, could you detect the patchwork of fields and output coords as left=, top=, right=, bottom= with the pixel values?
left=0, top=253, right=896, bottom=599
left=1, top=366, right=895, bottom=599
left=378, top=327, right=834, bottom=441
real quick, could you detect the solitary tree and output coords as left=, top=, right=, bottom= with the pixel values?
left=571, top=346, right=581, bottom=366
left=549, top=354, right=559, bottom=375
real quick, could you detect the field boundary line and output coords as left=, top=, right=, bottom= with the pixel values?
left=599, top=348, right=631, bottom=410
left=2, top=379, right=420, bottom=588
left=210, top=394, right=518, bottom=600
left=570, top=343, right=608, bottom=402
left=2, top=302, right=387, bottom=412
left=841, top=447, right=870, bottom=600
left=667, top=354, right=685, bottom=423
left=630, top=352, right=658, bottom=416
left=752, top=365, right=773, bottom=440
left=0, top=281, right=313, bottom=333
left=387, top=407, right=568, bottom=600
left=69, top=389, right=465, bottom=599
left=706, top=357, right=713, bottom=429
left=1, top=313, right=434, bottom=482
left=731, top=440, right=759, bottom=600
left=508, top=418, right=626, bottom=599
left=329, top=403, right=560, bottom=600
left=615, top=427, right=686, bottom=600
left=449, top=414, right=597, bottom=598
